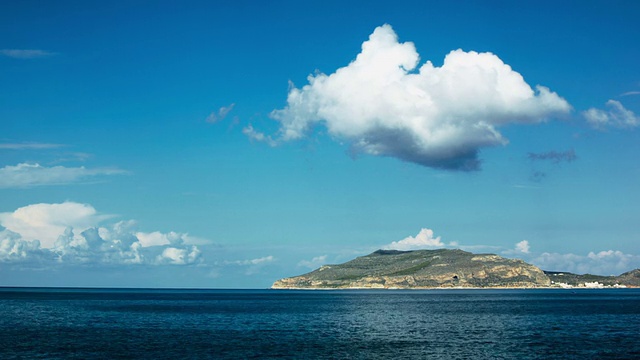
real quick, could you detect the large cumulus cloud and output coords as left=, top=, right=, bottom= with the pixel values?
left=262, top=24, right=571, bottom=170
left=0, top=202, right=203, bottom=266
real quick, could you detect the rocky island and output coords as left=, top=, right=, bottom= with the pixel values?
left=272, top=249, right=640, bottom=289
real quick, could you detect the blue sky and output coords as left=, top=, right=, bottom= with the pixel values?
left=1, top=1, right=639, bottom=288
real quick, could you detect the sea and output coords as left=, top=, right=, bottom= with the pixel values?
left=0, top=288, right=638, bottom=359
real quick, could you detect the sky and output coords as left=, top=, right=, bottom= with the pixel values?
left=1, top=0, right=639, bottom=288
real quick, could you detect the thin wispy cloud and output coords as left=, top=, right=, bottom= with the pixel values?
left=620, top=91, right=640, bottom=97
left=223, top=256, right=276, bottom=275
left=0, top=49, right=55, bottom=59
left=259, top=24, right=571, bottom=171
left=298, top=255, right=328, bottom=269
left=50, top=152, right=93, bottom=164
left=0, top=163, right=126, bottom=188
left=583, top=100, right=639, bottom=129
left=527, top=149, right=577, bottom=182
left=242, top=124, right=277, bottom=146
left=0, top=143, right=65, bottom=150
left=206, top=103, right=236, bottom=123
left=528, top=149, right=577, bottom=164
left=225, top=256, right=275, bottom=266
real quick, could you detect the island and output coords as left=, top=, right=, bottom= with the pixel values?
left=272, top=249, right=640, bottom=289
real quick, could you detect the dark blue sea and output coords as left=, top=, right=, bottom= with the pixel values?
left=0, top=288, right=638, bottom=359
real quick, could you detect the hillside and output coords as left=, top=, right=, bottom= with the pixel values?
left=272, top=249, right=550, bottom=289
left=272, top=249, right=639, bottom=289
left=545, top=268, right=640, bottom=288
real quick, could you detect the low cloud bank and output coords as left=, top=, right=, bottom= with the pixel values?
left=531, top=250, right=640, bottom=276
left=383, top=229, right=638, bottom=275
left=0, top=202, right=203, bottom=266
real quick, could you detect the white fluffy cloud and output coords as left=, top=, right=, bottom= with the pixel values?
left=0, top=229, right=46, bottom=262
left=0, top=163, right=125, bottom=188
left=531, top=250, right=640, bottom=276
left=515, top=240, right=530, bottom=254
left=156, top=246, right=201, bottom=265
left=583, top=100, right=639, bottom=129
left=0, top=202, right=203, bottom=266
left=262, top=24, right=570, bottom=170
left=136, top=231, right=196, bottom=247
left=0, top=202, right=109, bottom=248
left=384, top=228, right=446, bottom=250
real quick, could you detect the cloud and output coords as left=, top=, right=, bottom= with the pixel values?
left=515, top=240, right=530, bottom=254
left=0, top=163, right=126, bottom=188
left=583, top=100, right=639, bottom=129
left=223, top=255, right=276, bottom=275
left=621, top=91, right=640, bottom=97
left=384, top=228, right=446, bottom=250
left=527, top=149, right=576, bottom=182
left=242, top=125, right=278, bottom=146
left=156, top=246, right=201, bottom=265
left=528, top=149, right=577, bottom=163
left=50, top=152, right=93, bottom=164
left=226, top=255, right=275, bottom=266
left=0, top=202, right=110, bottom=248
left=298, top=255, right=328, bottom=269
left=0, top=202, right=204, bottom=266
left=0, top=229, right=48, bottom=262
left=263, top=24, right=570, bottom=170
left=531, top=250, right=640, bottom=276
left=136, top=231, right=184, bottom=247
left=0, top=143, right=65, bottom=150
left=136, top=231, right=208, bottom=247
left=206, top=103, right=235, bottom=123
left=0, top=49, right=55, bottom=59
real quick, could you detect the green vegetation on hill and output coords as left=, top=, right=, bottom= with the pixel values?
left=273, top=249, right=549, bottom=289
left=272, top=249, right=640, bottom=289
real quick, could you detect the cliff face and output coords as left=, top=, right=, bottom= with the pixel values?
left=272, top=249, right=551, bottom=289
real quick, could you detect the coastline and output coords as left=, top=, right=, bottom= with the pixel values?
left=270, top=284, right=635, bottom=290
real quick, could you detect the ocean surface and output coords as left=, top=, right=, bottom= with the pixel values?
left=0, top=288, right=638, bottom=359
